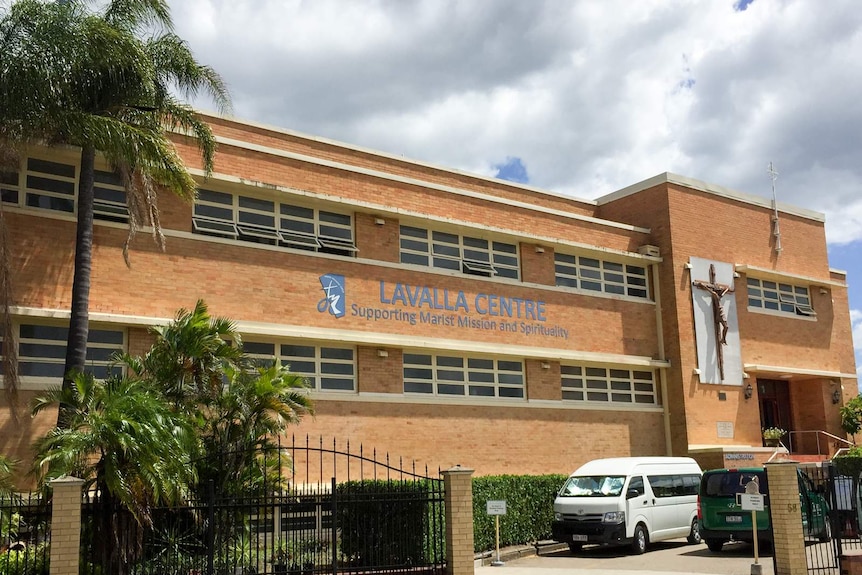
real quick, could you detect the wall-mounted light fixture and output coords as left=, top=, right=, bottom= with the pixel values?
left=377, top=349, right=389, bottom=358
left=535, top=246, right=545, bottom=254
left=374, top=217, right=386, bottom=226
left=820, top=287, right=829, bottom=295
left=744, top=383, right=753, bottom=400
left=833, top=389, right=842, bottom=405
left=540, top=361, right=551, bottom=370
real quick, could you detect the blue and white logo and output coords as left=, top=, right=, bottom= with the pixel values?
left=317, top=274, right=345, bottom=318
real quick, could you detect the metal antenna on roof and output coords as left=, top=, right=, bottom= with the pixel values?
left=768, top=162, right=782, bottom=254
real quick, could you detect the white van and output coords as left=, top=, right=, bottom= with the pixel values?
left=552, top=457, right=703, bottom=554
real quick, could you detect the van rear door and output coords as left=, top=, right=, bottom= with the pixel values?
left=701, top=470, right=770, bottom=534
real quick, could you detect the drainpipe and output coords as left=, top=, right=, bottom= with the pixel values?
left=652, top=261, right=674, bottom=456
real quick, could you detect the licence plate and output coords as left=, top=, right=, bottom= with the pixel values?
left=572, top=534, right=588, bottom=542
left=725, top=515, right=743, bottom=523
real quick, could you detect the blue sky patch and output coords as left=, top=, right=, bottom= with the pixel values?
left=734, top=0, right=755, bottom=11
left=494, top=157, right=530, bottom=184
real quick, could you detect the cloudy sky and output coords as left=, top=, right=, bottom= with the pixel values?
left=166, top=0, right=861, bottom=378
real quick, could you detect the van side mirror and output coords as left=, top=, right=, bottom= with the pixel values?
left=627, top=488, right=640, bottom=499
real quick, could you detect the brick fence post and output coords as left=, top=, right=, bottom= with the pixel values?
left=49, top=476, right=85, bottom=575
left=765, top=461, right=806, bottom=575
left=442, top=465, right=474, bottom=575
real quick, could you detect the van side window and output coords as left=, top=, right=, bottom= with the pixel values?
left=648, top=474, right=701, bottom=497
left=627, top=476, right=644, bottom=497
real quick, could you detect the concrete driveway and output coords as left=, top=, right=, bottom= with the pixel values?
left=475, top=539, right=774, bottom=575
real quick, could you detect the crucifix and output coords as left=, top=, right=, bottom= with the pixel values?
left=693, top=264, right=735, bottom=380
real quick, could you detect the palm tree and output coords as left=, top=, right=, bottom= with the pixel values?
left=32, top=371, right=197, bottom=573
left=202, top=363, right=314, bottom=496
left=0, top=0, right=230, bottom=421
left=123, top=299, right=245, bottom=413
left=121, top=300, right=314, bottom=495
left=0, top=453, right=14, bottom=497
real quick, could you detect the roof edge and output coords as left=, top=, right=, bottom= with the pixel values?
left=596, top=172, right=826, bottom=223
left=195, top=110, right=598, bottom=208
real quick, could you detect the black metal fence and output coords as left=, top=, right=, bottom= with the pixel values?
left=80, top=436, right=447, bottom=575
left=0, top=492, right=51, bottom=575
left=803, top=463, right=862, bottom=574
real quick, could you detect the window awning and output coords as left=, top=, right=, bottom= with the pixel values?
left=743, top=364, right=857, bottom=381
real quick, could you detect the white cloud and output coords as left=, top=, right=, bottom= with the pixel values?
left=165, top=0, right=862, bottom=246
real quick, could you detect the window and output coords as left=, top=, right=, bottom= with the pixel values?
left=1, top=323, right=125, bottom=385
left=1, top=170, right=18, bottom=204
left=243, top=340, right=356, bottom=392
left=399, top=225, right=519, bottom=279
left=0, top=156, right=130, bottom=220
left=93, top=169, right=129, bottom=223
left=555, top=253, right=649, bottom=299
left=561, top=365, right=656, bottom=405
left=193, top=190, right=356, bottom=256
left=647, top=474, right=700, bottom=498
left=403, top=353, right=524, bottom=398
left=24, top=158, right=76, bottom=214
left=746, top=278, right=814, bottom=317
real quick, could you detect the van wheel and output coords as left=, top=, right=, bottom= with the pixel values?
left=631, top=524, right=647, bottom=555
left=687, top=518, right=702, bottom=544
left=567, top=542, right=583, bottom=553
left=705, top=539, right=724, bottom=552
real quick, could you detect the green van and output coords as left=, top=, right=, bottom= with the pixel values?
left=697, top=467, right=830, bottom=552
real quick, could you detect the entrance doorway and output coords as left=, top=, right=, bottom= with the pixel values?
left=758, top=379, right=792, bottom=445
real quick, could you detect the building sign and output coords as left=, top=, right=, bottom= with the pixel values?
left=317, top=275, right=569, bottom=339
left=725, top=453, right=754, bottom=460
left=317, top=274, right=346, bottom=318
left=716, top=421, right=734, bottom=438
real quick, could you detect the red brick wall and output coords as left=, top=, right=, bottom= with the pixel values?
left=292, top=400, right=665, bottom=476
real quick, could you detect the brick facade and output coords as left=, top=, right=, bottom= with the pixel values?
left=0, top=114, right=857, bottom=482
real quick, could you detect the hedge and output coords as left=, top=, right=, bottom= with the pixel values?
left=472, top=474, right=567, bottom=552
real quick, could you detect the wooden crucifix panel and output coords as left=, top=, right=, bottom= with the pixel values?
left=690, top=257, right=743, bottom=385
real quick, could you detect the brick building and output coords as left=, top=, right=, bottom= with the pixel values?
left=1, top=113, right=857, bottom=475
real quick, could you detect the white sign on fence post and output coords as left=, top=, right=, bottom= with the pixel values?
left=741, top=479, right=763, bottom=571
left=487, top=500, right=507, bottom=566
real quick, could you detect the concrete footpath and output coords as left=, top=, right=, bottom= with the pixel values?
left=474, top=539, right=774, bottom=575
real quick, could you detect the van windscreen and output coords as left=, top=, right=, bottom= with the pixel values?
left=703, top=471, right=767, bottom=497
left=559, top=475, right=626, bottom=497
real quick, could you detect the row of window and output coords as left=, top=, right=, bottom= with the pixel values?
left=0, top=325, right=657, bottom=406
left=0, top=323, right=124, bottom=381
left=0, top=156, right=818, bottom=316
left=746, top=277, right=815, bottom=317
left=192, top=189, right=357, bottom=256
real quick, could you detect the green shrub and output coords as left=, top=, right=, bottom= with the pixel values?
left=472, top=474, right=567, bottom=552
left=833, top=451, right=862, bottom=479
left=0, top=543, right=49, bottom=575
left=335, top=479, right=442, bottom=567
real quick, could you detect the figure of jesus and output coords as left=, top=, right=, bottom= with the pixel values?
left=692, top=264, right=735, bottom=379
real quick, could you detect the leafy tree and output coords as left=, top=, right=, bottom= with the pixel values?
left=0, top=453, right=15, bottom=496
left=32, top=372, right=197, bottom=572
left=201, top=363, right=314, bottom=496
left=124, top=300, right=244, bottom=415
left=0, top=0, right=230, bottom=420
left=841, top=395, right=862, bottom=436
left=122, top=300, right=314, bottom=496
